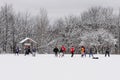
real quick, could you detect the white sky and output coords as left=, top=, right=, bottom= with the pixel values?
left=0, top=0, right=120, bottom=19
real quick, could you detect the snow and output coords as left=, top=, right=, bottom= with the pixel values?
left=0, top=54, right=120, bottom=80
left=19, top=37, right=37, bottom=44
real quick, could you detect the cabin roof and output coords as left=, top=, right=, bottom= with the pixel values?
left=19, top=37, right=37, bottom=44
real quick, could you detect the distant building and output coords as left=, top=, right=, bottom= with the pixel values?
left=19, top=37, right=37, bottom=53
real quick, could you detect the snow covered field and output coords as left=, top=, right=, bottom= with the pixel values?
left=0, top=54, right=120, bottom=80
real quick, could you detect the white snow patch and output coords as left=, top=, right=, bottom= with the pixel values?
left=0, top=54, right=119, bottom=80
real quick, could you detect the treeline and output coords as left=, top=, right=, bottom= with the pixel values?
left=0, top=4, right=119, bottom=54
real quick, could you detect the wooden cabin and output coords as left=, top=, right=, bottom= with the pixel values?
left=19, top=37, right=37, bottom=54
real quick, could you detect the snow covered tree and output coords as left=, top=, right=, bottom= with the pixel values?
left=117, top=9, right=120, bottom=54
left=81, top=7, right=114, bottom=30
left=0, top=4, right=15, bottom=52
left=0, top=4, right=118, bottom=54
left=35, top=8, right=49, bottom=53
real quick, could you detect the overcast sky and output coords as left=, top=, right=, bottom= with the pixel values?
left=0, top=0, right=120, bottom=19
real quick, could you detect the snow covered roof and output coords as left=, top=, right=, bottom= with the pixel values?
left=19, top=37, right=37, bottom=44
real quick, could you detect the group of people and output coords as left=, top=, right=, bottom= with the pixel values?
left=15, top=45, right=111, bottom=58
left=53, top=45, right=66, bottom=57
left=53, top=45, right=110, bottom=58
left=53, top=45, right=86, bottom=57
left=15, top=46, right=36, bottom=56
left=24, top=46, right=36, bottom=56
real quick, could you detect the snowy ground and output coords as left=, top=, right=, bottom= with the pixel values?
left=0, top=54, right=120, bottom=80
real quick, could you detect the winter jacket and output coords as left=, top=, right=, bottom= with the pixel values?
left=70, top=47, right=75, bottom=53
left=90, top=47, right=93, bottom=53
left=61, top=46, right=66, bottom=52
left=53, top=47, right=59, bottom=53
left=106, top=47, right=110, bottom=53
left=81, top=47, right=85, bottom=53
left=32, top=48, right=36, bottom=52
left=16, top=47, right=19, bottom=53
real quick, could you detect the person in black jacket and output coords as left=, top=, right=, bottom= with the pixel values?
left=25, top=47, right=29, bottom=56
left=15, top=47, right=19, bottom=55
left=53, top=46, right=59, bottom=57
left=105, top=46, right=110, bottom=57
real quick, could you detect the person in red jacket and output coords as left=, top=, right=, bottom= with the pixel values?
left=60, top=45, right=66, bottom=57
left=70, top=46, right=75, bottom=57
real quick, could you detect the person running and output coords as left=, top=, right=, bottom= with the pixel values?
left=25, top=47, right=29, bottom=56
left=32, top=47, right=36, bottom=57
left=61, top=45, right=66, bottom=57
left=53, top=46, right=59, bottom=57
left=81, top=46, right=86, bottom=57
left=70, top=46, right=75, bottom=57
left=28, top=46, right=32, bottom=54
left=59, top=47, right=63, bottom=57
left=15, top=47, right=19, bottom=55
left=89, top=46, right=94, bottom=58
left=105, top=46, right=110, bottom=57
